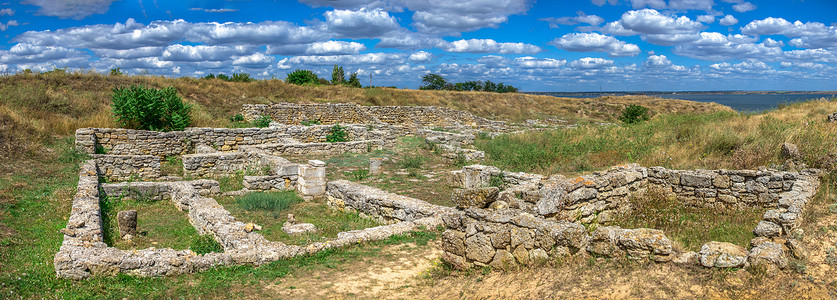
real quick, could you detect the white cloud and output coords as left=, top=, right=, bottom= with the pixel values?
left=408, top=51, right=433, bottom=62
left=0, top=20, right=19, bottom=31
left=161, top=45, right=244, bottom=62
left=323, top=8, right=401, bottom=38
left=719, top=15, right=738, bottom=26
left=630, top=0, right=667, bottom=9
left=375, top=33, right=448, bottom=49
left=732, top=2, right=756, bottom=12
left=674, top=32, right=783, bottom=61
left=644, top=54, right=672, bottom=66
left=280, top=52, right=405, bottom=66
left=232, top=53, right=273, bottom=67
left=697, top=15, right=715, bottom=23
left=407, top=0, right=532, bottom=34
left=550, top=33, right=641, bottom=57
left=0, top=8, right=13, bottom=16
left=22, top=0, right=117, bottom=20
left=593, top=9, right=704, bottom=46
left=443, top=39, right=542, bottom=54
left=667, top=0, right=715, bottom=11
left=513, top=56, right=566, bottom=69
left=568, top=57, right=614, bottom=69
left=540, top=12, right=604, bottom=28
left=189, top=8, right=239, bottom=13
left=762, top=38, right=784, bottom=48
left=741, top=17, right=837, bottom=48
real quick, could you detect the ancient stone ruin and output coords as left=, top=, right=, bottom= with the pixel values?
left=56, top=103, right=823, bottom=279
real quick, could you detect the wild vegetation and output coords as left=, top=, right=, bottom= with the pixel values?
left=477, top=98, right=837, bottom=175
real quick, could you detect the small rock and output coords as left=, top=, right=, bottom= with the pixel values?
left=488, top=200, right=508, bottom=210
left=786, top=239, right=809, bottom=260
left=781, top=143, right=801, bottom=160
left=243, top=223, right=262, bottom=233
left=282, top=223, right=316, bottom=235
left=698, top=241, right=748, bottom=268
left=828, top=112, right=837, bottom=122
left=748, top=242, right=787, bottom=273
left=753, top=221, right=783, bottom=237
left=673, top=251, right=698, bottom=265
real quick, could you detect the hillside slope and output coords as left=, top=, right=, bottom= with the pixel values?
left=0, top=72, right=730, bottom=158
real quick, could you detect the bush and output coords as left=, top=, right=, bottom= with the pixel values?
left=286, top=69, right=319, bottom=85
left=229, top=114, right=245, bottom=122
left=237, top=191, right=301, bottom=211
left=190, top=234, right=223, bottom=255
left=619, top=105, right=650, bottom=124
left=326, top=124, right=349, bottom=142
left=252, top=115, right=271, bottom=128
left=400, top=155, right=426, bottom=169
left=111, top=85, right=192, bottom=131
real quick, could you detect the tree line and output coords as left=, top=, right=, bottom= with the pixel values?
left=419, top=73, right=518, bottom=93
left=285, top=65, right=362, bottom=87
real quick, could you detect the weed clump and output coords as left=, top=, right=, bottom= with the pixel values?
left=252, top=115, right=272, bottom=128
left=326, top=124, right=349, bottom=142
left=190, top=234, right=223, bottom=255
left=111, top=84, right=192, bottom=131
left=238, top=191, right=301, bottom=212
left=619, top=104, right=650, bottom=124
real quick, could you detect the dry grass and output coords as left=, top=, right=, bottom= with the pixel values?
left=0, top=71, right=730, bottom=164
left=478, top=98, right=837, bottom=175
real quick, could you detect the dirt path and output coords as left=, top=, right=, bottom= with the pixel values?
left=249, top=242, right=442, bottom=299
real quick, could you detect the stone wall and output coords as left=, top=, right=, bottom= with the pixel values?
left=93, top=154, right=161, bottom=182
left=449, top=164, right=820, bottom=224
left=76, top=125, right=396, bottom=156
left=326, top=180, right=457, bottom=225
left=242, top=103, right=505, bottom=129
left=100, top=180, right=221, bottom=201
left=55, top=160, right=439, bottom=279
left=440, top=208, right=675, bottom=269
left=246, top=140, right=383, bottom=156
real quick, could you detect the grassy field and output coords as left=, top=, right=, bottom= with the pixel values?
left=216, top=193, right=381, bottom=246
left=100, top=195, right=198, bottom=250
left=0, top=71, right=729, bottom=163
left=477, top=98, right=837, bottom=175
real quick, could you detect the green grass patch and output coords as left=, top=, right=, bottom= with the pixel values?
left=217, top=172, right=245, bottom=192
left=237, top=191, right=301, bottom=212
left=611, top=188, right=765, bottom=252
left=217, top=196, right=380, bottom=246
left=190, top=234, right=224, bottom=255
left=161, top=155, right=183, bottom=176
left=100, top=195, right=198, bottom=250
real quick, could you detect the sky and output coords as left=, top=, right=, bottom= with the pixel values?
left=0, top=0, right=835, bottom=92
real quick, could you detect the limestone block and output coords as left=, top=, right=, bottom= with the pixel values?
left=489, top=249, right=517, bottom=270
left=748, top=242, right=787, bottom=272
left=465, top=233, right=495, bottom=264
left=451, top=187, right=499, bottom=209
left=282, top=223, right=316, bottom=235
left=117, top=210, right=137, bottom=240
left=369, top=158, right=383, bottom=175
left=698, top=241, right=748, bottom=268
left=441, top=230, right=467, bottom=257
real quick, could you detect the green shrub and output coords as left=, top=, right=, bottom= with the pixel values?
left=237, top=191, right=301, bottom=211
left=190, top=234, right=223, bottom=255
left=350, top=169, right=369, bottom=180
left=400, top=154, right=425, bottom=169
left=301, top=119, right=320, bottom=126
left=111, top=84, right=192, bottom=131
left=286, top=69, right=320, bottom=85
left=326, top=124, right=349, bottom=142
left=252, top=115, right=271, bottom=128
left=229, top=114, right=245, bottom=122
left=619, top=105, right=650, bottom=124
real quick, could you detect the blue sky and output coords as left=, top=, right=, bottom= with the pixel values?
left=0, top=0, right=835, bottom=91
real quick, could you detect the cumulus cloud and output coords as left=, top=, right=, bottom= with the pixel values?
left=189, top=8, right=239, bottom=13
left=590, top=9, right=703, bottom=46
left=697, top=15, right=715, bottom=23
left=674, top=32, right=783, bottom=61
left=0, top=20, right=19, bottom=31
left=323, top=8, right=401, bottom=38
left=513, top=56, right=566, bottom=69
left=540, top=12, right=604, bottom=28
left=408, top=51, right=432, bottom=62
left=405, top=0, right=533, bottom=34
left=592, top=0, right=715, bottom=11
left=267, top=41, right=367, bottom=56
left=375, top=33, right=448, bottom=49
left=443, top=39, right=542, bottom=54
left=0, top=8, right=13, bottom=16
left=718, top=15, right=738, bottom=26
left=732, top=2, right=756, bottom=12
left=232, top=53, right=273, bottom=67
left=550, top=33, right=641, bottom=57
left=22, top=0, right=118, bottom=20
left=741, top=17, right=837, bottom=48
left=568, top=57, right=614, bottom=69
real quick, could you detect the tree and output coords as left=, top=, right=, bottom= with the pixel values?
left=347, top=72, right=362, bottom=88
left=285, top=69, right=320, bottom=85
left=619, top=105, right=650, bottom=124
left=483, top=80, right=497, bottom=92
left=331, top=64, right=345, bottom=85
left=420, top=73, right=448, bottom=90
